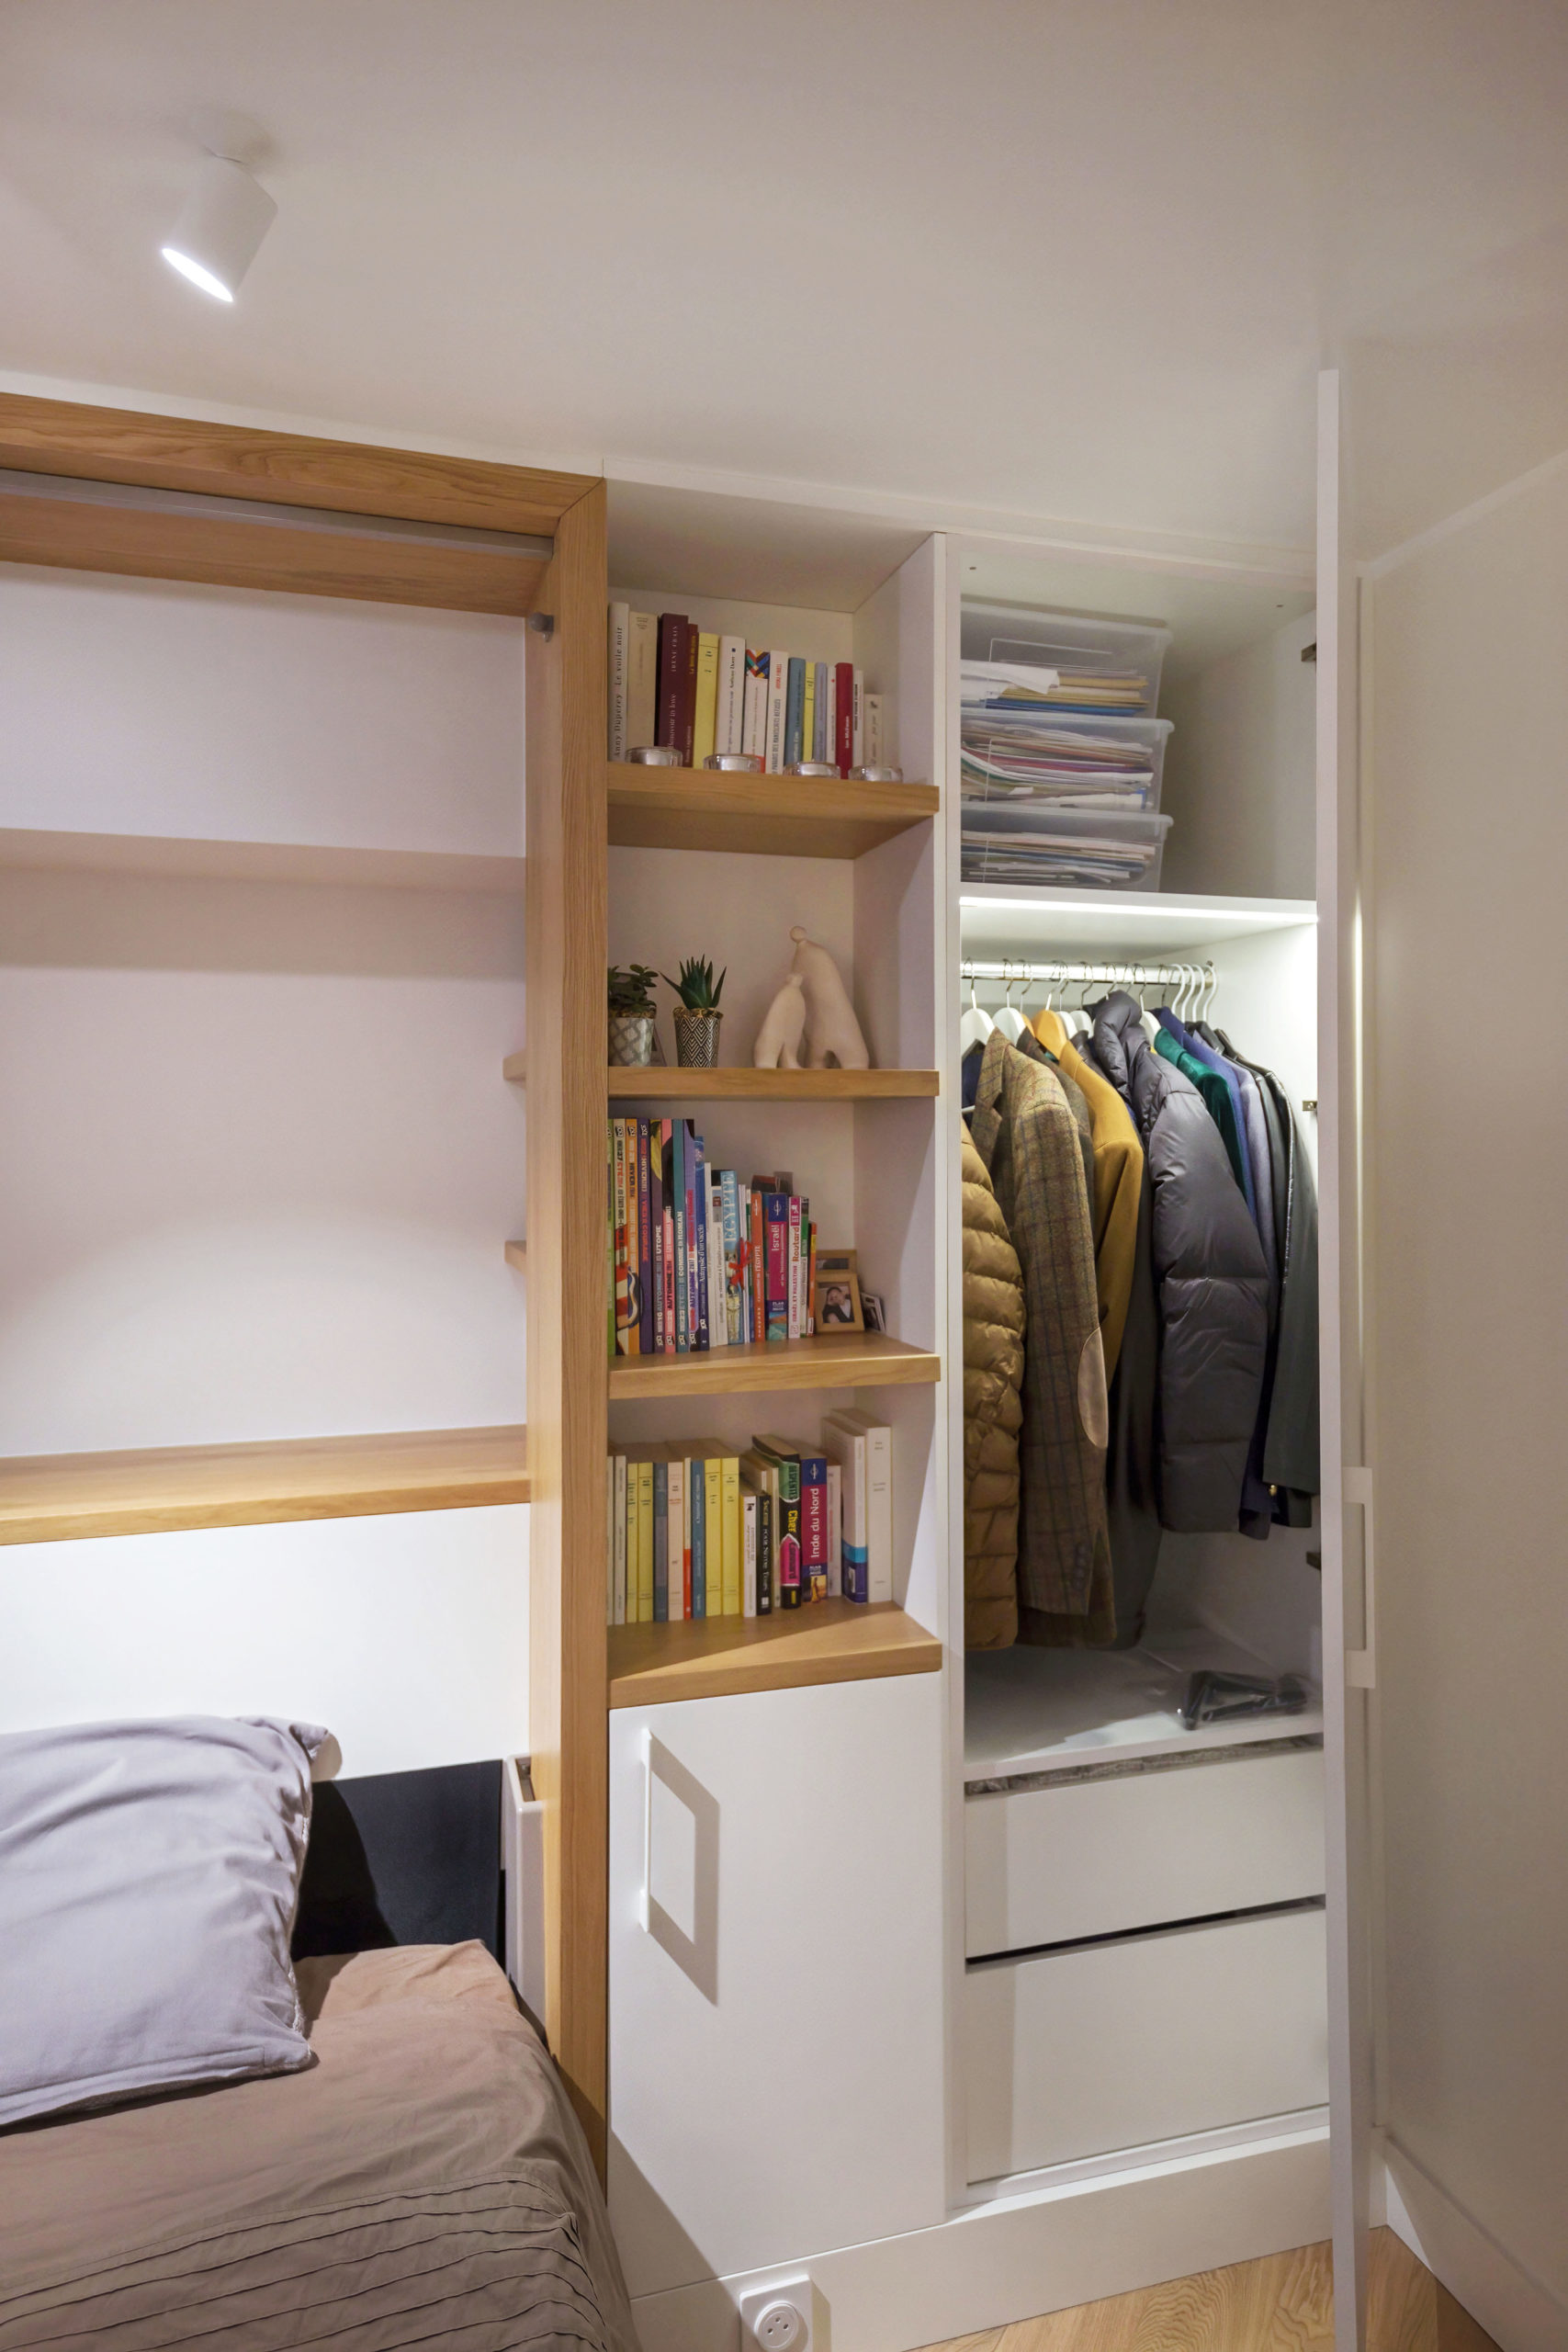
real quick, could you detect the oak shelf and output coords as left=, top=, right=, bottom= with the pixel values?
left=0, top=1425, right=530, bottom=1545
left=608, top=1330, right=940, bottom=1400
left=605, top=1067, right=940, bottom=1102
left=608, top=1598, right=942, bottom=1709
left=606, top=761, right=938, bottom=859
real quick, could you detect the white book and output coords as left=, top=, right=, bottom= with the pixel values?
left=626, top=609, right=659, bottom=752
left=742, top=1488, right=758, bottom=1617
left=666, top=1453, right=685, bottom=1620
left=863, top=692, right=885, bottom=766
left=607, top=604, right=629, bottom=759
left=852, top=666, right=864, bottom=765
left=820, top=1419, right=868, bottom=1602
left=766, top=648, right=789, bottom=773
left=741, top=650, right=769, bottom=759
left=827, top=1460, right=841, bottom=1599
left=825, top=1410, right=890, bottom=1602
left=613, top=1453, right=628, bottom=1624
left=716, top=634, right=746, bottom=755
left=706, top=1170, right=728, bottom=1350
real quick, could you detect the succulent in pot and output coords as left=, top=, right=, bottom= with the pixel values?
left=663, top=955, right=727, bottom=1067
left=607, top=964, right=659, bottom=1066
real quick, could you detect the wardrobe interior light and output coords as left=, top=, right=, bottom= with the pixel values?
left=161, top=113, right=276, bottom=303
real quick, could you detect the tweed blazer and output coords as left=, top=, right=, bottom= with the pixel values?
left=971, top=1032, right=1110, bottom=1621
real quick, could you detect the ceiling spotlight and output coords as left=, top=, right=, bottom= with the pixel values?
left=162, top=109, right=276, bottom=302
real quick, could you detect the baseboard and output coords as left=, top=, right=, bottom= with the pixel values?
left=1374, top=2130, right=1568, bottom=2352
left=630, top=2120, right=1329, bottom=2352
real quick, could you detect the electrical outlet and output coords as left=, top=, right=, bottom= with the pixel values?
left=739, top=2274, right=816, bottom=2351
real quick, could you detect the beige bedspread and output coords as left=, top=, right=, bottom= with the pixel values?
left=0, top=1942, right=636, bottom=2352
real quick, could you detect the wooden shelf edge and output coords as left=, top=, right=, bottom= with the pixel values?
left=0, top=1426, right=530, bottom=1546
left=605, top=763, right=939, bottom=860
left=608, top=1600, right=942, bottom=1708
left=503, top=1049, right=526, bottom=1082
left=608, top=1333, right=941, bottom=1399
left=604, top=1067, right=940, bottom=1101
left=504, top=1238, right=528, bottom=1272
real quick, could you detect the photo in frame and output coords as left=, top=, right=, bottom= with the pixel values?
left=813, top=1248, right=863, bottom=1331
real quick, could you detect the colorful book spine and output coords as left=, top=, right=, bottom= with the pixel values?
left=835, top=661, right=855, bottom=775
left=720, top=1453, right=741, bottom=1616
left=704, top=1456, right=725, bottom=1617
left=852, top=665, right=864, bottom=766
left=626, top=609, right=658, bottom=752
left=635, top=1456, right=655, bottom=1621
left=806, top=1218, right=818, bottom=1336
left=649, top=1120, right=665, bottom=1354
left=692, top=630, right=720, bottom=768
left=607, top=602, right=629, bottom=759
left=787, top=1194, right=803, bottom=1340
left=823, top=662, right=837, bottom=767
left=637, top=1117, right=653, bottom=1354
left=812, top=662, right=829, bottom=760
left=766, top=649, right=789, bottom=772
left=801, top=660, right=816, bottom=767
left=772, top=1447, right=802, bottom=1609
left=784, top=656, right=807, bottom=766
left=613, top=1120, right=631, bottom=1354
left=689, top=1128, right=706, bottom=1349
left=764, top=1192, right=790, bottom=1341
left=690, top=1458, right=706, bottom=1619
left=823, top=1419, right=869, bottom=1602
left=680, top=621, right=699, bottom=763
left=716, top=634, right=746, bottom=754
left=742, top=1487, right=758, bottom=1618
left=660, top=1120, right=676, bottom=1353
left=863, top=691, right=885, bottom=765
left=742, top=649, right=769, bottom=759
left=656, top=614, right=688, bottom=752
left=706, top=1167, right=728, bottom=1351
left=757, top=1487, right=773, bottom=1613
left=798, top=1448, right=829, bottom=1601
left=750, top=1186, right=766, bottom=1340
left=652, top=1457, right=669, bottom=1623
left=827, top=1460, right=841, bottom=1598
left=720, top=1170, right=743, bottom=1346
left=667, top=1453, right=688, bottom=1619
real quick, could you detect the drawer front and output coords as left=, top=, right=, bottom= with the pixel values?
left=965, top=1746, right=1325, bottom=1957
left=965, top=1903, right=1327, bottom=2183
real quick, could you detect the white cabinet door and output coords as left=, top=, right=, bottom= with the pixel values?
left=607, top=1671, right=948, bottom=2300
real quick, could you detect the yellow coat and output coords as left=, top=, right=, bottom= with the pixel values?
left=961, top=1133, right=1024, bottom=1649
left=1033, top=1007, right=1144, bottom=1382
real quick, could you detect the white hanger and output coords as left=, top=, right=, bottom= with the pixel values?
left=993, top=965, right=1028, bottom=1044
left=959, top=974, right=994, bottom=1054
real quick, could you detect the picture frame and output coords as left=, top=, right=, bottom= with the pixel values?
left=860, top=1290, right=886, bottom=1334
left=813, top=1248, right=863, bottom=1332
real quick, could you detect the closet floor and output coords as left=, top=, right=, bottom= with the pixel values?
left=916, top=2228, right=1500, bottom=2351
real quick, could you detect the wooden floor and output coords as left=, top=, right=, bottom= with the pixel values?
left=919, top=2230, right=1501, bottom=2352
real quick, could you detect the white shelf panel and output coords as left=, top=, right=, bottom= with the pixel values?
left=964, top=1628, right=1323, bottom=1783
left=959, top=886, right=1316, bottom=961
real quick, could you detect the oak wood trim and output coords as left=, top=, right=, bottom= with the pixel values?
left=0, top=486, right=548, bottom=613
left=0, top=1426, right=529, bottom=1544
left=0, top=392, right=595, bottom=536
left=607, top=1331, right=942, bottom=1400
left=606, top=762, right=938, bottom=859
left=525, top=481, right=610, bottom=2171
left=604, top=1067, right=941, bottom=1101
left=608, top=1600, right=942, bottom=1709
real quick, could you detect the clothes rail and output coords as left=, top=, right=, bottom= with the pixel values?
left=959, top=957, right=1213, bottom=989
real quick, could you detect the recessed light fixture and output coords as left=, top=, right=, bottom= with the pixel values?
left=162, top=108, right=276, bottom=302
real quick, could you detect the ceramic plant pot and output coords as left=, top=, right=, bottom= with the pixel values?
left=673, top=1009, right=723, bottom=1067
left=608, top=1012, right=657, bottom=1067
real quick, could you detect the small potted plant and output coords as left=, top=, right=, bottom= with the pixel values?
left=607, top=965, right=659, bottom=1066
left=663, top=955, right=727, bottom=1067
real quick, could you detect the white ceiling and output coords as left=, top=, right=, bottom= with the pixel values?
left=4, top=0, right=1568, bottom=563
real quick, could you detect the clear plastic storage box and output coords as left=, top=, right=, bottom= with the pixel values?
left=960, top=712, right=1172, bottom=815
left=961, top=603, right=1172, bottom=718
left=959, top=805, right=1173, bottom=893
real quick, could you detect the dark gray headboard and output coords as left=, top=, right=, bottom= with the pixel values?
left=292, top=1759, right=502, bottom=1962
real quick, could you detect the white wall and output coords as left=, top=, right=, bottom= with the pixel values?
left=1364, top=458, right=1568, bottom=2316
left=0, top=568, right=529, bottom=1777
left=1161, top=610, right=1316, bottom=899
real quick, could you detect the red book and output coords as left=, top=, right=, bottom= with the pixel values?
left=679, top=621, right=699, bottom=764
left=834, top=662, right=855, bottom=775
left=656, top=615, right=689, bottom=750
left=750, top=1186, right=766, bottom=1340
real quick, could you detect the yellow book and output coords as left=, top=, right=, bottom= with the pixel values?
left=636, top=1457, right=655, bottom=1623
left=801, top=661, right=816, bottom=763
left=692, top=632, right=720, bottom=768
left=703, top=1456, right=723, bottom=1617
left=721, top=1453, right=741, bottom=1617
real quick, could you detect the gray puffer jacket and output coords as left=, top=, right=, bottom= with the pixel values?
left=1088, top=992, right=1269, bottom=1532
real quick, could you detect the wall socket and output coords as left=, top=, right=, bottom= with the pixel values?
left=739, top=2274, right=817, bottom=2351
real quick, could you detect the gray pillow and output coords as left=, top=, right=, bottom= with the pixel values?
left=0, top=1714, right=328, bottom=2129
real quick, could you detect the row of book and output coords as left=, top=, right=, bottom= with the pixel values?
left=607, top=604, right=886, bottom=773
left=606, top=1414, right=892, bottom=1623
left=610, top=1118, right=816, bottom=1355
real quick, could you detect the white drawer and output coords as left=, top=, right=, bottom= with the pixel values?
left=965, top=1902, right=1327, bottom=2183
left=965, top=1742, right=1325, bottom=1957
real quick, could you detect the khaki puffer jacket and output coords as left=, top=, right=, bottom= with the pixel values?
left=963, top=1132, right=1025, bottom=1649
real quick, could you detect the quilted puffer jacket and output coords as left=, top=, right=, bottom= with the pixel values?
left=1087, top=992, right=1269, bottom=1532
left=962, top=1132, right=1024, bottom=1649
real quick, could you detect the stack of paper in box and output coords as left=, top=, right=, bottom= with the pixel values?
left=606, top=1414, right=894, bottom=1625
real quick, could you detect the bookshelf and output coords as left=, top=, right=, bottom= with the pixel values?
left=608, top=1598, right=941, bottom=1708
left=606, top=760, right=937, bottom=858
left=607, top=1331, right=940, bottom=1400
left=0, top=1425, right=531, bottom=1545
left=505, top=1057, right=939, bottom=1099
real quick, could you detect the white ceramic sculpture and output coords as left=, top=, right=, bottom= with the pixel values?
left=792, top=926, right=871, bottom=1069
left=752, top=970, right=807, bottom=1069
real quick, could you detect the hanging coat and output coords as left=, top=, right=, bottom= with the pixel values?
left=971, top=1032, right=1111, bottom=1622
left=1087, top=993, right=1269, bottom=1532
left=961, top=1133, right=1025, bottom=1650
left=1034, top=1005, right=1145, bottom=1381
